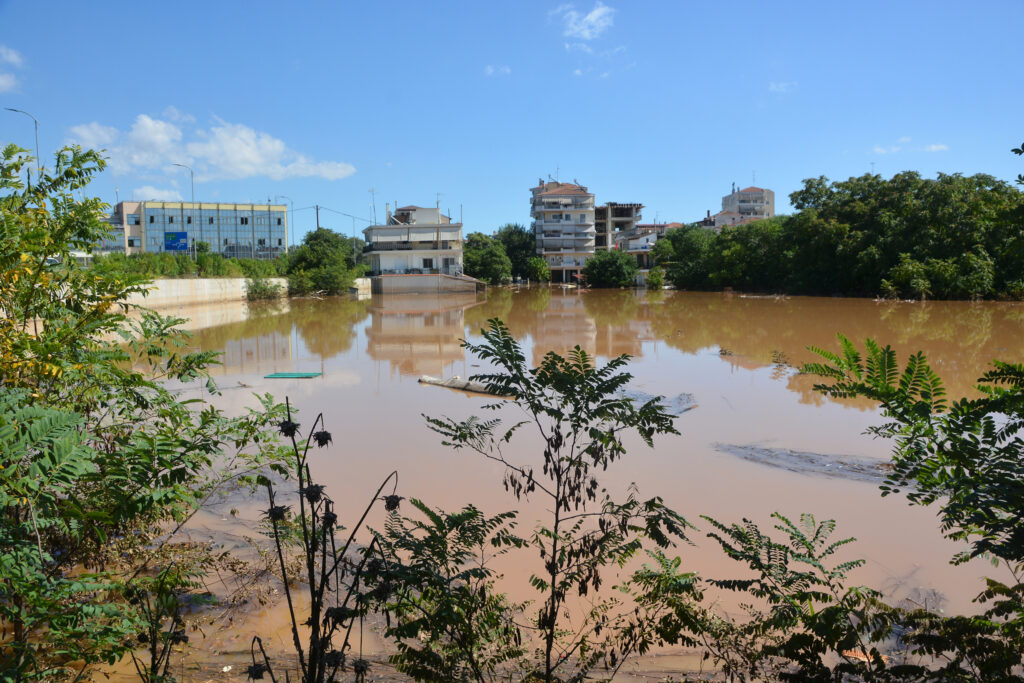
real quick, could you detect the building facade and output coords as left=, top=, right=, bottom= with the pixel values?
left=721, top=184, right=775, bottom=220
left=363, top=205, right=463, bottom=276
left=594, top=202, right=643, bottom=250
left=530, top=179, right=596, bottom=283
left=102, top=201, right=288, bottom=259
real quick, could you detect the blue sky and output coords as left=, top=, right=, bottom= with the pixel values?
left=1, top=0, right=1021, bottom=242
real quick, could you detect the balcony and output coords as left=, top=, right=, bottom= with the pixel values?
left=366, top=240, right=459, bottom=252
left=370, top=265, right=464, bottom=276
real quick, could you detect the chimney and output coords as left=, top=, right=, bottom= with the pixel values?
left=385, top=202, right=391, bottom=224
left=707, top=209, right=711, bottom=218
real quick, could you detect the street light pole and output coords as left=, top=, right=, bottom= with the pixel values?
left=275, top=194, right=294, bottom=252
left=172, top=163, right=194, bottom=258
left=5, top=107, right=41, bottom=175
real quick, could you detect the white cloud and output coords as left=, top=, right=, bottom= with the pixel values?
left=768, top=81, right=797, bottom=94
left=565, top=41, right=594, bottom=54
left=873, top=145, right=901, bottom=154
left=67, top=111, right=356, bottom=181
left=0, top=73, right=16, bottom=93
left=573, top=68, right=584, bottom=76
left=132, top=185, right=183, bottom=201
left=898, top=136, right=912, bottom=143
left=484, top=64, right=511, bottom=76
left=0, top=46, right=23, bottom=67
left=924, top=143, right=948, bottom=152
left=555, top=2, right=615, bottom=40
left=162, top=106, right=196, bottom=124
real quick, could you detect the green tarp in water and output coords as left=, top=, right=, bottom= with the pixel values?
left=264, top=372, right=322, bottom=379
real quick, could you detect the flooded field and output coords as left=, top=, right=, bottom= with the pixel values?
left=159, top=288, right=1024, bottom=678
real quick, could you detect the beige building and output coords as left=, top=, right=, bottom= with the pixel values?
left=721, top=184, right=775, bottom=220
left=530, top=180, right=596, bottom=283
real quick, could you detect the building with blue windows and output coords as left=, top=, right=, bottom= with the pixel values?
left=102, top=201, right=288, bottom=259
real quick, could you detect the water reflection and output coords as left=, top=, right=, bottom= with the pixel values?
left=365, top=293, right=484, bottom=378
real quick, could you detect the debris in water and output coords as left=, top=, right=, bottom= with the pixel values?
left=715, top=443, right=890, bottom=483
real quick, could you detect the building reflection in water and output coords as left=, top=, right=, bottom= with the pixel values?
left=365, top=293, right=485, bottom=378
left=221, top=332, right=293, bottom=374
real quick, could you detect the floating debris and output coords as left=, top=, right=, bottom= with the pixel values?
left=620, top=389, right=697, bottom=416
left=715, top=443, right=891, bottom=483
left=418, top=375, right=510, bottom=396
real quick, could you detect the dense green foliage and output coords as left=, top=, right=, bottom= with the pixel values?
left=525, top=256, right=550, bottom=283
left=245, top=277, right=284, bottom=300
left=494, top=223, right=535, bottom=280
left=285, top=227, right=360, bottom=296
left=92, top=250, right=285, bottom=280
left=660, top=172, right=1024, bottom=299
left=426, top=320, right=689, bottom=681
left=645, top=266, right=664, bottom=289
left=463, top=232, right=512, bottom=285
left=582, top=248, right=639, bottom=287
left=0, top=145, right=288, bottom=679
left=373, top=500, right=527, bottom=682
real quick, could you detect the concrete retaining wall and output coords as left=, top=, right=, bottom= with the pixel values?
left=125, top=278, right=288, bottom=308
left=370, top=274, right=483, bottom=295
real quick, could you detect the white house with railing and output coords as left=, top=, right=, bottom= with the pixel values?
left=363, top=205, right=463, bottom=276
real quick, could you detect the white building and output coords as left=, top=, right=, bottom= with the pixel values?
left=530, top=179, right=596, bottom=283
left=363, top=205, right=463, bottom=276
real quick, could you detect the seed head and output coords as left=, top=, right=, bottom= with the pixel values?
left=301, top=484, right=325, bottom=503
left=264, top=504, right=289, bottom=522
left=383, top=494, right=404, bottom=512
left=246, top=662, right=267, bottom=679
left=312, top=430, right=333, bottom=447
left=324, top=650, right=345, bottom=668
left=322, top=510, right=338, bottom=528
left=352, top=659, right=370, bottom=675
left=324, top=605, right=358, bottom=624
left=278, top=419, right=300, bottom=438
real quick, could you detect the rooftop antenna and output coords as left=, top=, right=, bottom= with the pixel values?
left=556, top=165, right=560, bottom=182
left=369, top=188, right=377, bottom=225
left=870, top=162, right=876, bottom=175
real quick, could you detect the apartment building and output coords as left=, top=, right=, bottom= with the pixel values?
left=721, top=184, right=775, bottom=220
left=530, top=179, right=596, bottom=283
left=102, top=201, right=288, bottom=259
left=363, top=204, right=463, bottom=276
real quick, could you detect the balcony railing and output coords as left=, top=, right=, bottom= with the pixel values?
left=365, top=240, right=459, bottom=252
left=370, top=266, right=464, bottom=276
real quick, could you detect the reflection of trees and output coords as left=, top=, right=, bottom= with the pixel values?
left=290, top=297, right=371, bottom=359
left=365, top=293, right=483, bottom=378
left=646, top=292, right=1024, bottom=401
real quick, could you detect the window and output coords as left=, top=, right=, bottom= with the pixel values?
left=257, top=238, right=266, bottom=246
left=423, top=258, right=434, bottom=269
left=127, top=238, right=136, bottom=247
left=186, top=216, right=192, bottom=224
left=169, top=216, right=175, bottom=223
left=129, top=214, right=140, bottom=225
left=579, top=214, right=585, bottom=222
left=277, top=238, right=283, bottom=246
left=277, top=218, right=282, bottom=225
left=208, top=217, right=214, bottom=224
left=149, top=215, right=155, bottom=223
left=223, top=238, right=229, bottom=246
left=240, top=217, right=249, bottom=225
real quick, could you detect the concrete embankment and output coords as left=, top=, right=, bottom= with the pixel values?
left=124, top=277, right=288, bottom=308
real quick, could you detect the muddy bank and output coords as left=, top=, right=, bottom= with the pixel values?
left=715, top=443, right=891, bottom=483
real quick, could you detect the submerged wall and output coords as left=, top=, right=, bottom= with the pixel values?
left=125, top=277, right=288, bottom=308
left=370, top=273, right=483, bottom=295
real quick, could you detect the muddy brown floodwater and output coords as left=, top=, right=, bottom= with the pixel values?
left=145, top=288, right=1024, bottom=680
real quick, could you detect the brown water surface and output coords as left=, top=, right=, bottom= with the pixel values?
left=162, top=289, right=1024, bottom=677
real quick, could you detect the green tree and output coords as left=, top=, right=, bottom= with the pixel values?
left=286, top=227, right=354, bottom=295
left=0, top=145, right=288, bottom=679
left=582, top=248, right=639, bottom=287
left=525, top=256, right=550, bottom=283
left=426, top=320, right=689, bottom=681
left=645, top=266, right=664, bottom=290
left=463, top=232, right=512, bottom=285
left=494, top=223, right=535, bottom=279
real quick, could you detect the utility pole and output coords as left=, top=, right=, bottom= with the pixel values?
left=369, top=188, right=377, bottom=225
left=315, top=204, right=320, bottom=230
left=172, top=163, right=195, bottom=259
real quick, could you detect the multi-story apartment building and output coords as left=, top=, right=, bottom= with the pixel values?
left=363, top=204, right=463, bottom=276
left=721, top=184, right=775, bottom=220
left=594, top=202, right=643, bottom=250
left=102, top=201, right=288, bottom=259
left=530, top=179, right=596, bottom=283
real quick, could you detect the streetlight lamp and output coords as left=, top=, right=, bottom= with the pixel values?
left=275, top=194, right=294, bottom=252
left=172, top=163, right=195, bottom=259
left=5, top=107, right=41, bottom=176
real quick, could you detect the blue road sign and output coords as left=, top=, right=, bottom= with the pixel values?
left=164, top=231, right=188, bottom=251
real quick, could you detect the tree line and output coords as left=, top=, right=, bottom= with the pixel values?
left=655, top=171, right=1024, bottom=299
